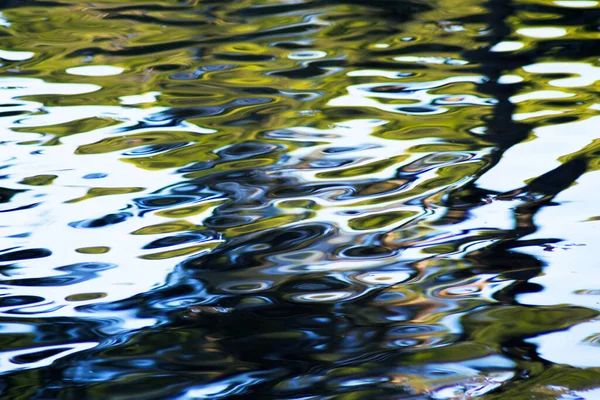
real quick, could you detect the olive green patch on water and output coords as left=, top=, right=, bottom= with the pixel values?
left=181, top=158, right=278, bottom=179
left=349, top=210, right=420, bottom=230
left=219, top=158, right=276, bottom=170
left=65, top=292, right=107, bottom=301
left=468, top=306, right=599, bottom=342
left=223, top=213, right=312, bottom=236
left=75, top=131, right=200, bottom=155
left=131, top=221, right=201, bottom=235
left=422, top=244, right=457, bottom=254
left=16, top=140, right=43, bottom=145
left=65, top=186, right=145, bottom=203
left=256, top=331, right=303, bottom=339
left=155, top=199, right=227, bottom=218
left=354, top=181, right=404, bottom=197
left=402, top=342, right=494, bottom=364
left=12, top=117, right=120, bottom=145
left=19, top=174, right=57, bottom=186
left=277, top=199, right=320, bottom=210
left=316, top=155, right=409, bottom=179
left=486, top=367, right=600, bottom=400
left=75, top=246, right=110, bottom=254
left=140, top=242, right=221, bottom=260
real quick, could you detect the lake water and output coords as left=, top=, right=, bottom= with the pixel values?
left=0, top=0, right=599, bottom=398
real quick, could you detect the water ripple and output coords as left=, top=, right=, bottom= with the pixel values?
left=0, top=0, right=597, bottom=398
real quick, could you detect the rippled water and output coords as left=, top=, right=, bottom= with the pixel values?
left=0, top=0, right=599, bottom=398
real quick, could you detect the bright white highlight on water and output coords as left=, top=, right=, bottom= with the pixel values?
left=512, top=110, right=565, bottom=121
left=509, top=90, right=574, bottom=103
left=529, top=321, right=600, bottom=368
left=66, top=65, right=125, bottom=76
left=517, top=27, right=567, bottom=38
left=0, top=78, right=217, bottom=326
left=476, top=111, right=600, bottom=192
left=0, top=49, right=34, bottom=61
left=517, top=171, right=600, bottom=311
left=347, top=69, right=412, bottom=79
left=554, top=0, right=598, bottom=7
left=394, top=56, right=468, bottom=65
left=497, top=75, right=524, bottom=84
left=490, top=41, right=524, bottom=52
left=0, top=343, right=98, bottom=374
left=120, top=91, right=161, bottom=105
left=524, top=62, right=600, bottom=87
left=328, top=76, right=490, bottom=116
left=355, top=271, right=411, bottom=285
left=288, top=50, right=327, bottom=60
left=0, top=12, right=10, bottom=28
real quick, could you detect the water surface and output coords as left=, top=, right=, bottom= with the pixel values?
left=0, top=0, right=599, bottom=398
